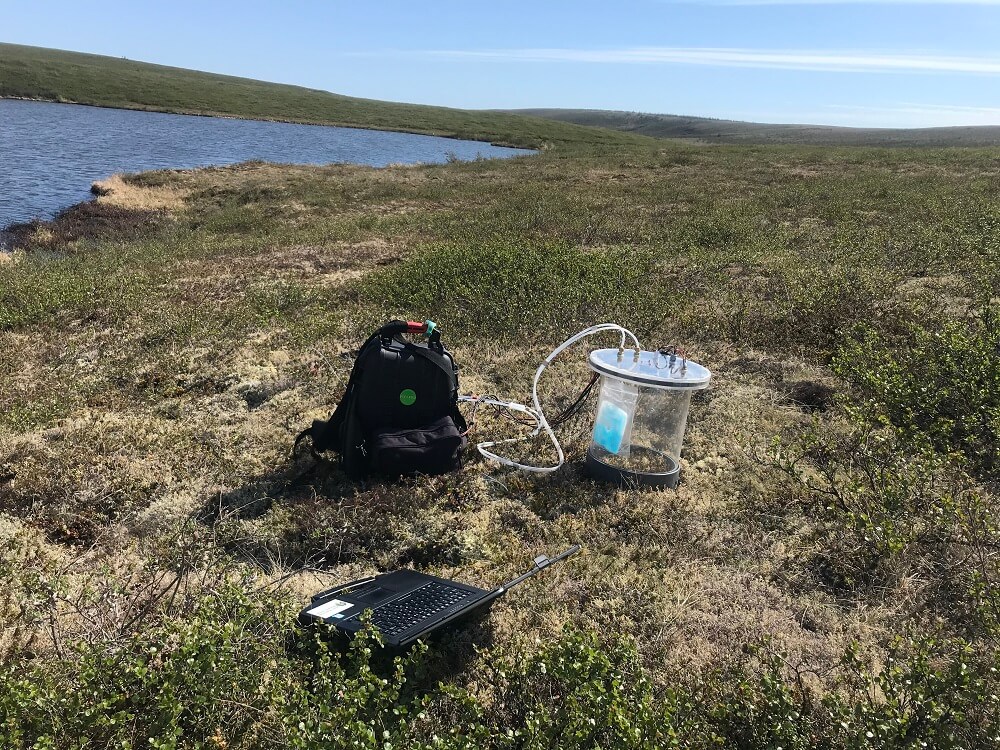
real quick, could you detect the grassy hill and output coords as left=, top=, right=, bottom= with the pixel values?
left=508, top=107, right=1000, bottom=147
left=0, top=43, right=649, bottom=150
left=3, top=44, right=1000, bottom=749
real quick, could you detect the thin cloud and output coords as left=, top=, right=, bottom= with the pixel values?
left=749, top=103, right=1000, bottom=127
left=621, top=102, right=1000, bottom=127
left=409, top=47, right=1000, bottom=75
left=825, top=103, right=1000, bottom=125
left=831, top=102, right=1000, bottom=114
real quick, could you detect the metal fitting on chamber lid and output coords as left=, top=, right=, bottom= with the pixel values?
left=588, top=348, right=710, bottom=390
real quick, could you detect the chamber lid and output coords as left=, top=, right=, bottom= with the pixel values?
left=588, top=349, right=712, bottom=389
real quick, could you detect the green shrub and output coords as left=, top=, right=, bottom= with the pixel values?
left=0, top=251, right=150, bottom=331
left=0, top=521, right=61, bottom=663
left=708, top=262, right=891, bottom=354
left=703, top=646, right=825, bottom=750
left=4, top=587, right=1000, bottom=749
left=457, top=627, right=693, bottom=749
left=355, top=241, right=668, bottom=342
left=0, top=585, right=438, bottom=750
left=830, top=636, right=1000, bottom=750
left=763, top=420, right=996, bottom=599
left=0, top=585, right=291, bottom=748
left=834, top=304, right=1000, bottom=478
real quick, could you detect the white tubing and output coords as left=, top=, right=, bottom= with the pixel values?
left=461, top=324, right=641, bottom=473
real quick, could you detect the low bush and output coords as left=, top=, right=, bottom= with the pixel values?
left=6, top=594, right=999, bottom=749
left=834, top=304, right=1000, bottom=479
left=830, top=636, right=1000, bottom=750
left=0, top=584, right=442, bottom=750
left=356, top=241, right=668, bottom=342
left=761, top=419, right=999, bottom=617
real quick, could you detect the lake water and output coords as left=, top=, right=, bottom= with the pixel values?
left=0, top=99, right=531, bottom=229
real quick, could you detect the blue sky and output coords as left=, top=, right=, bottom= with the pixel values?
left=5, top=0, right=1000, bottom=127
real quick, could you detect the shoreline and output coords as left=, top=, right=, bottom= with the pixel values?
left=0, top=102, right=537, bottom=239
left=0, top=190, right=169, bottom=254
left=0, top=95, right=532, bottom=151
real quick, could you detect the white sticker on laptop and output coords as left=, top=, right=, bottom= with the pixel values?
left=307, top=598, right=353, bottom=619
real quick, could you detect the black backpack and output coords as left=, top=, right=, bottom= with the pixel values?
left=296, top=320, right=467, bottom=478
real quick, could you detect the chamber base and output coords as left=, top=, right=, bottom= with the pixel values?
left=585, top=445, right=680, bottom=489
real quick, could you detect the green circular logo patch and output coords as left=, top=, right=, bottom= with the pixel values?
left=399, top=388, right=417, bottom=406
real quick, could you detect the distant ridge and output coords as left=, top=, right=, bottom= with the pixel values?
left=0, top=43, right=649, bottom=151
left=505, top=108, right=1000, bottom=148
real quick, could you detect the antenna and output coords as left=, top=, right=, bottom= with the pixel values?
left=494, top=545, right=581, bottom=596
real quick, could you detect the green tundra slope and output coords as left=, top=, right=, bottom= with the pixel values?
left=508, top=107, right=1000, bottom=147
left=0, top=43, right=648, bottom=150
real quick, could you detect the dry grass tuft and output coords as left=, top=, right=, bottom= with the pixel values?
left=91, top=173, right=189, bottom=212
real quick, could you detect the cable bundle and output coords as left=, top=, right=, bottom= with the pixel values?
left=459, top=323, right=642, bottom=473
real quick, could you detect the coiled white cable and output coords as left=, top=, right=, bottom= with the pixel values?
left=460, top=323, right=642, bottom=473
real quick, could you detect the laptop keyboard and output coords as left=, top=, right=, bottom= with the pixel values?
left=364, top=581, right=472, bottom=637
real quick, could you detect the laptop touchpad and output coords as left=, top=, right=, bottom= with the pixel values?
left=354, top=586, right=394, bottom=604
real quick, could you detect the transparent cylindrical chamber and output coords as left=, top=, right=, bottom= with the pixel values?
left=586, top=349, right=710, bottom=486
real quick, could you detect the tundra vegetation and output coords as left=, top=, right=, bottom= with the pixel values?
left=508, top=107, right=1000, bottom=148
left=2, top=74, right=1000, bottom=747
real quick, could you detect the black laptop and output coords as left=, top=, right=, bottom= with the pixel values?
left=299, top=545, right=579, bottom=648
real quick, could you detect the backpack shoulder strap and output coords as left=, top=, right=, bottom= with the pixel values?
left=293, top=329, right=386, bottom=458
left=377, top=320, right=457, bottom=385
left=404, top=341, right=458, bottom=384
